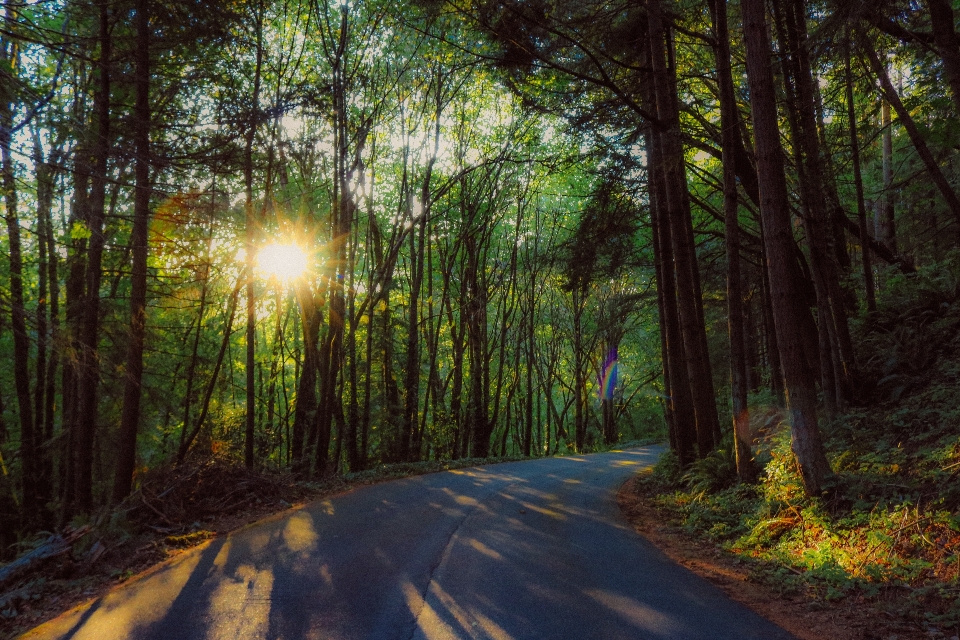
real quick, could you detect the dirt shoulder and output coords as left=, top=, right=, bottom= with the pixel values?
left=616, top=475, right=943, bottom=640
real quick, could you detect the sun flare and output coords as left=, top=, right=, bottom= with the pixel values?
left=256, top=243, right=310, bottom=282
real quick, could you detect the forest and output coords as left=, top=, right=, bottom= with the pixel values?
left=1, top=0, right=960, bottom=614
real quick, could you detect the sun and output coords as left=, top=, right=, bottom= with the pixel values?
left=256, top=243, right=310, bottom=282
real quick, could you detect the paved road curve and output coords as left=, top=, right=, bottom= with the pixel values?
left=23, top=446, right=795, bottom=640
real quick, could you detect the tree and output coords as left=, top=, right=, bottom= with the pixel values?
left=113, top=0, right=152, bottom=503
left=742, top=0, right=832, bottom=496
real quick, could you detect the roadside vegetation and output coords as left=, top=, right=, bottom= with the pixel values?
left=635, top=254, right=960, bottom=638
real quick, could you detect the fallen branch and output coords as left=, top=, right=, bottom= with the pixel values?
left=0, top=526, right=91, bottom=590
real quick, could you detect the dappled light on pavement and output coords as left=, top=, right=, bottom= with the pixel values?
left=24, top=446, right=793, bottom=640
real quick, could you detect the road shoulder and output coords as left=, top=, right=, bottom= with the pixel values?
left=617, top=475, right=925, bottom=640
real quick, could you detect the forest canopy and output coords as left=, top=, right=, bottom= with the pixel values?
left=1, top=0, right=959, bottom=549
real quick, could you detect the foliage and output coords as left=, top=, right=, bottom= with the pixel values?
left=640, top=257, right=960, bottom=629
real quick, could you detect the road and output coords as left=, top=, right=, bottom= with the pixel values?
left=23, top=446, right=795, bottom=640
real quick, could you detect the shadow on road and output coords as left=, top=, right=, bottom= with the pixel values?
left=25, top=447, right=790, bottom=640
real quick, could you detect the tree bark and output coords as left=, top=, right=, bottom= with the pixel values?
left=647, top=0, right=720, bottom=457
left=244, top=4, right=265, bottom=470
left=1, top=10, right=36, bottom=516
left=113, top=0, right=151, bottom=503
left=36, top=139, right=60, bottom=517
left=709, top=0, right=755, bottom=481
left=845, top=33, right=876, bottom=313
left=880, top=94, right=896, bottom=254
left=73, top=0, right=112, bottom=514
left=743, top=0, right=832, bottom=496
left=647, top=128, right=697, bottom=466
left=291, top=282, right=320, bottom=475
left=927, top=0, right=960, bottom=116
left=775, top=0, right=855, bottom=411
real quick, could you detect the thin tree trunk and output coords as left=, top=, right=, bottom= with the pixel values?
left=32, top=135, right=56, bottom=516
left=880, top=94, right=897, bottom=253
left=709, top=0, right=755, bottom=481
left=113, top=0, right=150, bottom=503
left=73, top=1, right=111, bottom=513
left=861, top=29, right=960, bottom=226
left=1, top=15, right=36, bottom=515
left=845, top=34, right=876, bottom=312
left=41, top=147, right=60, bottom=515
left=179, top=282, right=242, bottom=462
left=179, top=227, right=213, bottom=456
left=648, top=128, right=697, bottom=466
left=244, top=2, right=265, bottom=470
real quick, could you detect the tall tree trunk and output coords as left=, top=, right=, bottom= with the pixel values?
left=572, top=284, right=587, bottom=453
left=709, top=0, right=755, bottom=481
left=647, top=0, right=721, bottom=457
left=776, top=0, right=855, bottom=411
left=345, top=226, right=361, bottom=471
left=291, top=283, right=320, bottom=475
left=73, top=0, right=112, bottom=514
left=403, top=200, right=424, bottom=462
left=743, top=0, right=832, bottom=496
left=449, top=279, right=466, bottom=460
left=60, top=146, right=89, bottom=518
left=32, top=135, right=56, bottom=517
left=1, top=12, right=36, bottom=516
left=466, top=232, right=491, bottom=457
left=647, top=128, right=697, bottom=466
left=113, top=0, right=151, bottom=503
left=845, top=33, right=876, bottom=313
left=178, top=218, right=214, bottom=457
left=927, top=0, right=960, bottom=116
left=244, top=7, right=264, bottom=470
left=880, top=95, right=896, bottom=254
left=39, top=143, right=60, bottom=516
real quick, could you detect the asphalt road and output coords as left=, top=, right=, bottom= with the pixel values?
left=23, top=446, right=796, bottom=640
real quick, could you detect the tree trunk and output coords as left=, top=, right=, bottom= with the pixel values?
left=73, top=0, right=112, bottom=514
left=647, top=128, right=697, bottom=466
left=927, top=0, right=960, bottom=116
left=244, top=5, right=265, bottom=470
left=860, top=29, right=960, bottom=227
left=291, top=282, right=320, bottom=475
left=37, top=140, right=60, bottom=517
left=775, top=0, right=855, bottom=411
left=709, top=0, right=755, bottom=481
left=647, top=0, right=721, bottom=457
left=179, top=283, right=242, bottom=462
left=1, top=13, right=36, bottom=516
left=743, top=0, right=832, bottom=496
left=113, top=0, right=150, bottom=503
left=845, top=33, right=876, bottom=313
left=466, top=232, right=491, bottom=457
left=880, top=94, right=896, bottom=254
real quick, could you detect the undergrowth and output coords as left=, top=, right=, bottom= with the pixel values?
left=639, top=253, right=960, bottom=634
